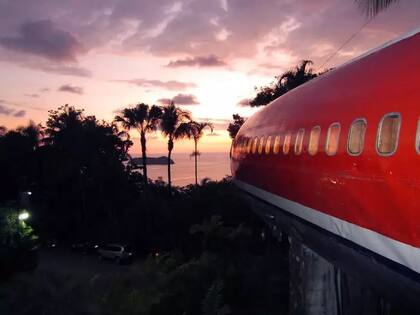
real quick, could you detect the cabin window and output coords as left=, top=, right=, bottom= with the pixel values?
left=326, top=123, right=341, bottom=156
left=377, top=113, right=401, bottom=155
left=283, top=132, right=292, bottom=154
left=348, top=119, right=367, bottom=155
left=265, top=136, right=272, bottom=154
left=294, top=129, right=305, bottom=155
left=252, top=137, right=258, bottom=154
left=309, top=126, right=321, bottom=156
left=273, top=136, right=281, bottom=154
left=416, top=119, right=420, bottom=154
left=247, top=138, right=252, bottom=153
left=258, top=136, right=265, bottom=154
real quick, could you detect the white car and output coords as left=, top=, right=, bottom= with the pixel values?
left=98, top=244, right=134, bottom=264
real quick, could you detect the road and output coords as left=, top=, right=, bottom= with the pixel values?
left=37, top=248, right=131, bottom=280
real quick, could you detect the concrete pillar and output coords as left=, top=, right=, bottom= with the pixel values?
left=288, top=237, right=391, bottom=315
left=289, top=237, right=339, bottom=315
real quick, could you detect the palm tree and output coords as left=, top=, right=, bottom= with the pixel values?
left=159, top=101, right=191, bottom=192
left=250, top=60, right=317, bottom=107
left=17, top=120, right=44, bottom=150
left=188, top=121, right=214, bottom=185
left=355, top=0, right=399, bottom=17
left=115, top=103, right=162, bottom=184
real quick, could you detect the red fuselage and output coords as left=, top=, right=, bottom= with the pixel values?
left=231, top=30, right=420, bottom=275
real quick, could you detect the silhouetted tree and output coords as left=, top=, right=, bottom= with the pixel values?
left=356, top=0, right=399, bottom=17
left=188, top=121, right=214, bottom=185
left=40, top=105, right=133, bottom=239
left=114, top=103, right=162, bottom=184
left=0, top=122, right=42, bottom=201
left=160, top=102, right=191, bottom=192
left=250, top=60, right=317, bottom=107
left=227, top=114, right=246, bottom=140
left=16, top=120, right=43, bottom=150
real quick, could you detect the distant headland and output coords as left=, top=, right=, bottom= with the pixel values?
left=132, top=156, right=174, bottom=166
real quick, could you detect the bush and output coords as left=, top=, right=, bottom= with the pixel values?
left=0, top=206, right=39, bottom=280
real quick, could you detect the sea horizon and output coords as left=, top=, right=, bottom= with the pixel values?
left=131, top=152, right=231, bottom=186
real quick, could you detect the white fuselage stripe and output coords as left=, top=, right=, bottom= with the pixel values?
left=235, top=179, right=420, bottom=274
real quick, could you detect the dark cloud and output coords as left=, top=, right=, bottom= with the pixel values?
left=0, top=0, right=419, bottom=81
left=117, top=79, right=196, bottom=91
left=167, top=55, right=226, bottom=68
left=158, top=93, right=199, bottom=106
left=13, top=110, right=26, bottom=117
left=58, top=84, right=84, bottom=95
left=40, top=88, right=50, bottom=92
left=0, top=20, right=85, bottom=62
left=0, top=104, right=14, bottom=116
left=237, top=98, right=250, bottom=107
left=0, top=100, right=26, bottom=117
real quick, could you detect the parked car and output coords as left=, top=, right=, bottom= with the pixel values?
left=97, top=244, right=134, bottom=264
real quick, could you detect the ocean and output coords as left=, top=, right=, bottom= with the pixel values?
left=135, top=152, right=231, bottom=187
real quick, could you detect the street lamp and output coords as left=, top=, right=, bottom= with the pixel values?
left=18, top=211, right=29, bottom=221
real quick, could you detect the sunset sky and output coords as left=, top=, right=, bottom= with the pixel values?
left=0, top=0, right=419, bottom=154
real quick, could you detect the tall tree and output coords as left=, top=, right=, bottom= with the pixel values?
left=188, top=121, right=214, bottom=185
left=16, top=121, right=44, bottom=150
left=250, top=60, right=317, bottom=107
left=42, top=105, right=132, bottom=238
left=159, top=102, right=191, bottom=192
left=355, top=0, right=399, bottom=17
left=227, top=114, right=246, bottom=140
left=115, top=103, right=162, bottom=184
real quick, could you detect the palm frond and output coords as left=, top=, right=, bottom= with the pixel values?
left=355, top=0, right=399, bottom=17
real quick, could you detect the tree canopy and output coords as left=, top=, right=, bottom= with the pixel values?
left=250, top=60, right=318, bottom=107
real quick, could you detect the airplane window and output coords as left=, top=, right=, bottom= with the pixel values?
left=326, top=123, right=341, bottom=156
left=247, top=137, right=252, bottom=153
left=294, top=129, right=305, bottom=155
left=252, top=137, right=258, bottom=154
left=416, top=119, right=420, bottom=154
left=258, top=136, right=265, bottom=154
left=309, top=126, right=321, bottom=156
left=348, top=119, right=367, bottom=155
left=377, top=113, right=401, bottom=155
left=273, top=136, right=281, bottom=154
left=283, top=132, right=292, bottom=154
left=265, top=136, right=272, bottom=154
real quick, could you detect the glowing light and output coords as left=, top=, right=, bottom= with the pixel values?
left=18, top=211, right=29, bottom=221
